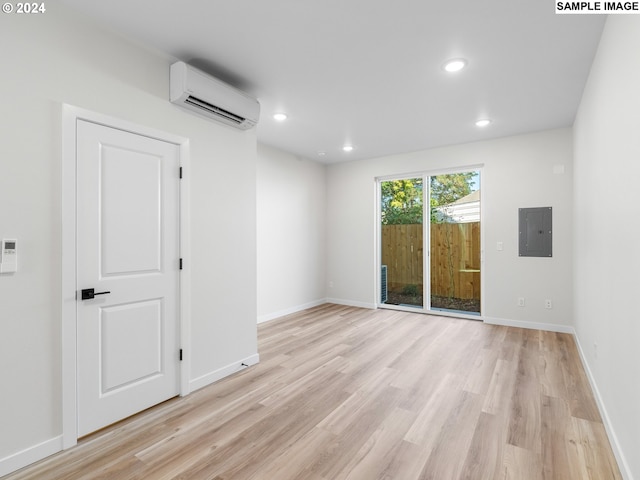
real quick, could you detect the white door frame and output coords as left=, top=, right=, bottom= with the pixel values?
left=375, top=165, right=484, bottom=320
left=61, top=105, right=191, bottom=449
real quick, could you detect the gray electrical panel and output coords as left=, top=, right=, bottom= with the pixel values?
left=519, top=207, right=552, bottom=257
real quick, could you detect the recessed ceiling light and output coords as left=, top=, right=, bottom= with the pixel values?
left=443, top=58, right=467, bottom=73
left=273, top=113, right=288, bottom=121
left=475, top=119, right=492, bottom=127
left=342, top=145, right=354, bottom=152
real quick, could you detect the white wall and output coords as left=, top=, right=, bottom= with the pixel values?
left=326, top=128, right=574, bottom=329
left=573, top=16, right=640, bottom=480
left=0, top=4, right=257, bottom=474
left=257, top=144, right=326, bottom=322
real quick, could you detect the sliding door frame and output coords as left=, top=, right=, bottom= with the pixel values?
left=376, top=165, right=484, bottom=320
left=376, top=172, right=428, bottom=313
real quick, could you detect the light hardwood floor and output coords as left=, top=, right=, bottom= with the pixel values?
left=5, top=304, right=621, bottom=479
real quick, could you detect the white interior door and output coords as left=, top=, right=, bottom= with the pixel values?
left=76, top=120, right=180, bottom=437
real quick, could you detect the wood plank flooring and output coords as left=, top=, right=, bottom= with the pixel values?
left=4, top=304, right=622, bottom=479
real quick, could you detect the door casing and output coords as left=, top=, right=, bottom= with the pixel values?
left=61, top=105, right=191, bottom=449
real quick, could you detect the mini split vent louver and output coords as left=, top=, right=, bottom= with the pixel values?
left=170, top=61, right=260, bottom=130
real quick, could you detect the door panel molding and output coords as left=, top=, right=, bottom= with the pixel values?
left=62, top=105, right=191, bottom=449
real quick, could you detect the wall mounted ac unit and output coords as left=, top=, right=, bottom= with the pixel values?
left=170, top=61, right=260, bottom=130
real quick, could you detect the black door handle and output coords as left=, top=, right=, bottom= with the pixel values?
left=81, top=288, right=111, bottom=300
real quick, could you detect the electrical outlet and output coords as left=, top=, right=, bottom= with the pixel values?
left=545, top=299, right=552, bottom=309
left=518, top=297, right=525, bottom=307
left=329, top=281, right=334, bottom=288
left=594, top=342, right=598, bottom=359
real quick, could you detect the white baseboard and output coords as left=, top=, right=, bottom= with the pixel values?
left=483, top=316, right=576, bottom=334
left=257, top=299, right=327, bottom=324
left=325, top=298, right=377, bottom=309
left=189, top=353, right=260, bottom=393
left=573, top=335, right=633, bottom=480
left=0, top=435, right=63, bottom=477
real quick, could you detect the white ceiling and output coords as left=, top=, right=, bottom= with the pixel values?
left=59, top=0, right=605, bottom=164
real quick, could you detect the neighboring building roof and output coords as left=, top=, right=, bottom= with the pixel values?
left=434, top=190, right=480, bottom=223
left=450, top=189, right=480, bottom=205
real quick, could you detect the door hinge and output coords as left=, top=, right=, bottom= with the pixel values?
left=179, top=167, right=183, bottom=179
left=179, top=258, right=183, bottom=270
left=179, top=349, right=183, bottom=361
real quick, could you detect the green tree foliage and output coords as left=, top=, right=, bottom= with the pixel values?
left=380, top=173, right=476, bottom=225
left=430, top=173, right=475, bottom=223
left=380, top=178, right=423, bottom=225
left=430, top=173, right=475, bottom=206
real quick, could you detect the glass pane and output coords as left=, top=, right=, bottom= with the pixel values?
left=380, top=178, right=423, bottom=308
left=429, top=171, right=481, bottom=315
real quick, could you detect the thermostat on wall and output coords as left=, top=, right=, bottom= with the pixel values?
left=1, top=239, right=17, bottom=273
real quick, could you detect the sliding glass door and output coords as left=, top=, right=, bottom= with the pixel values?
left=379, top=170, right=481, bottom=316
left=429, top=172, right=481, bottom=315
left=380, top=178, right=424, bottom=309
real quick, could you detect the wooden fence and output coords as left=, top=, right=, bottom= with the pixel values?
left=381, top=222, right=480, bottom=300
